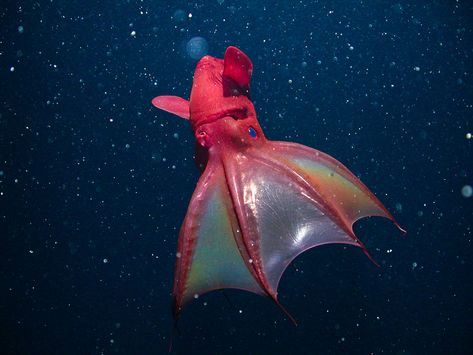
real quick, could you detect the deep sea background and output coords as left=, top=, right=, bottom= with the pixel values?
left=1, top=1, right=472, bottom=354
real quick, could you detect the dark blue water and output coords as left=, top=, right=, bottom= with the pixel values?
left=1, top=1, right=472, bottom=354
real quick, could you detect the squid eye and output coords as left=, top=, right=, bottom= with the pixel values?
left=248, top=126, right=257, bottom=138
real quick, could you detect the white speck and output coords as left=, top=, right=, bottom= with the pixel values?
left=18, top=25, right=24, bottom=34
left=188, top=13, right=192, bottom=18
left=110, top=339, right=114, bottom=344
left=413, top=66, right=420, bottom=71
left=466, top=132, right=472, bottom=139
left=130, top=30, right=136, bottom=37
left=461, top=185, right=472, bottom=198
left=176, top=252, right=181, bottom=258
left=29, top=250, right=34, bottom=254
left=248, top=258, right=253, bottom=263
left=125, top=143, right=130, bottom=149
left=238, top=309, right=243, bottom=314
left=10, top=66, right=15, bottom=72
left=109, top=118, right=114, bottom=122
left=288, top=79, right=293, bottom=84
left=193, top=293, right=199, bottom=299
left=173, top=133, right=179, bottom=139
left=386, top=249, right=392, bottom=254
left=412, top=262, right=418, bottom=270
left=103, top=258, right=108, bottom=263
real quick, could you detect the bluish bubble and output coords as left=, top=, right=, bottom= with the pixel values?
left=173, top=9, right=186, bottom=22
left=461, top=185, right=472, bottom=198
left=186, top=37, right=208, bottom=60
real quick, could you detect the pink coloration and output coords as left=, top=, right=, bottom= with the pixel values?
left=151, top=46, right=405, bottom=325
left=151, top=96, right=190, bottom=120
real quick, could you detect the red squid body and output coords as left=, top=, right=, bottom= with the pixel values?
left=152, top=46, right=404, bottom=321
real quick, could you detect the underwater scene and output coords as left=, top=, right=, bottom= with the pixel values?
left=1, top=1, right=472, bottom=354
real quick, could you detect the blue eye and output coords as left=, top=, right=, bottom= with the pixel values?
left=248, top=126, right=257, bottom=138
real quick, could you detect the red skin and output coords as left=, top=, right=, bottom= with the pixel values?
left=151, top=46, right=405, bottom=323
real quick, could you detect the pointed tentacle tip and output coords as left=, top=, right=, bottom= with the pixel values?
left=393, top=221, right=407, bottom=236
left=272, top=297, right=298, bottom=327
left=363, top=248, right=380, bottom=268
left=168, top=318, right=179, bottom=353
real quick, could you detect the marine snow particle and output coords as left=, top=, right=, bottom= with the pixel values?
left=461, top=185, right=472, bottom=198
left=186, top=37, right=208, bottom=60
left=18, top=25, right=24, bottom=34
left=466, top=132, right=472, bottom=140
left=130, top=30, right=136, bottom=37
left=103, top=258, right=109, bottom=263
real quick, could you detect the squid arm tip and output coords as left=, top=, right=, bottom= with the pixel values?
left=363, top=248, right=380, bottom=268
left=393, top=221, right=407, bottom=235
left=272, top=297, right=298, bottom=326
